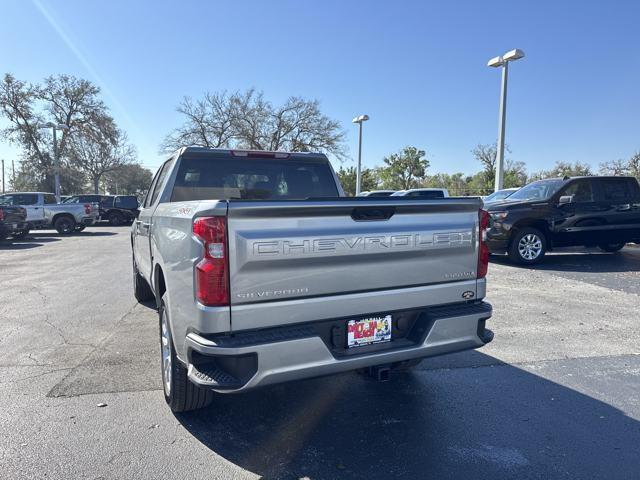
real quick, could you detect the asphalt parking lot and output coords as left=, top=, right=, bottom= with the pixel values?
left=1, top=227, right=639, bottom=480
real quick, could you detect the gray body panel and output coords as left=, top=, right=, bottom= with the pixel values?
left=132, top=147, right=491, bottom=391
left=226, top=199, right=481, bottom=331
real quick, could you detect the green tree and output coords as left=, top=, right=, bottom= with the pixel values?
left=503, top=160, right=528, bottom=188
left=378, top=146, right=428, bottom=190
left=336, top=166, right=379, bottom=196
left=424, top=172, right=472, bottom=196
left=104, top=163, right=153, bottom=197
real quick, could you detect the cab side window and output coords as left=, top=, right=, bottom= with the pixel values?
left=561, top=180, right=594, bottom=203
left=599, top=179, right=630, bottom=202
left=144, top=161, right=171, bottom=208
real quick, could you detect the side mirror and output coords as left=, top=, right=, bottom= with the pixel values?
left=558, top=195, right=573, bottom=205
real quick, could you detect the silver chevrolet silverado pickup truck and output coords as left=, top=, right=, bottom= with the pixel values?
left=132, top=147, right=493, bottom=412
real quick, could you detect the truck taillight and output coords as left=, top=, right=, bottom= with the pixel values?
left=477, top=209, right=490, bottom=279
left=84, top=203, right=91, bottom=214
left=193, top=216, right=229, bottom=306
left=0, top=208, right=3, bottom=221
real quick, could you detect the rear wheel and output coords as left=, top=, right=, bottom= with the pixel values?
left=159, top=295, right=213, bottom=412
left=133, top=256, right=154, bottom=303
left=54, top=215, right=76, bottom=234
left=598, top=242, right=625, bottom=253
left=508, top=227, right=547, bottom=265
left=108, top=212, right=125, bottom=226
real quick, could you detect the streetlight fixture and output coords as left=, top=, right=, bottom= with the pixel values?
left=38, top=122, right=70, bottom=202
left=487, top=48, right=525, bottom=192
left=351, top=114, right=369, bottom=196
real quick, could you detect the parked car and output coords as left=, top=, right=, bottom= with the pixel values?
left=358, top=190, right=396, bottom=197
left=0, top=204, right=28, bottom=240
left=132, top=147, right=493, bottom=412
left=391, top=188, right=449, bottom=198
left=483, top=187, right=519, bottom=204
left=485, top=176, right=640, bottom=264
left=64, top=194, right=138, bottom=225
left=0, top=192, right=99, bottom=234
left=101, top=195, right=139, bottom=225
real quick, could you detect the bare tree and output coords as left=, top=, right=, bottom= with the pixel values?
left=69, top=126, right=136, bottom=193
left=161, top=91, right=238, bottom=151
left=599, top=159, right=629, bottom=176
left=162, top=88, right=347, bottom=159
left=0, top=73, right=114, bottom=192
left=629, top=152, right=640, bottom=179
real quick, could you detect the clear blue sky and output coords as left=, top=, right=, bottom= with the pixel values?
left=1, top=0, right=639, bottom=176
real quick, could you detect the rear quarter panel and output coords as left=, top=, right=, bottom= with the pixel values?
left=151, top=200, right=230, bottom=361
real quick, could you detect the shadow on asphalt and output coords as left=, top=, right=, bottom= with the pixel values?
left=490, top=248, right=640, bottom=273
left=0, top=229, right=119, bottom=249
left=0, top=236, right=61, bottom=250
left=29, top=230, right=119, bottom=238
left=176, top=351, right=640, bottom=480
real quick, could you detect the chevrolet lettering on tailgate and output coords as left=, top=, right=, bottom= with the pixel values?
left=251, top=231, right=473, bottom=257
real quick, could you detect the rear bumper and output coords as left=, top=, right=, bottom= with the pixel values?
left=0, top=221, right=28, bottom=235
left=184, top=301, right=492, bottom=393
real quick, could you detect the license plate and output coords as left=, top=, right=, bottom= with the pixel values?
left=347, top=315, right=392, bottom=348
left=11, top=224, right=17, bottom=229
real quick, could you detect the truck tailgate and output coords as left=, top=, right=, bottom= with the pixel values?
left=226, top=198, right=481, bottom=330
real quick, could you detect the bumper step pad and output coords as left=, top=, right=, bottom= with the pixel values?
left=188, top=364, right=242, bottom=388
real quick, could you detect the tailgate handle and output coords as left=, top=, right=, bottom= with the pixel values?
left=351, top=207, right=395, bottom=221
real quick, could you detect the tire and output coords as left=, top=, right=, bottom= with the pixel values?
left=133, top=256, right=155, bottom=303
left=12, top=229, right=30, bottom=240
left=108, top=212, right=125, bottom=226
left=598, top=242, right=626, bottom=253
left=508, top=227, right=547, bottom=265
left=75, top=225, right=86, bottom=232
left=159, top=295, right=213, bottom=412
left=54, top=215, right=76, bottom=234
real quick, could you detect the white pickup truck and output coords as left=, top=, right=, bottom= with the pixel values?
left=132, top=147, right=493, bottom=412
left=0, top=192, right=99, bottom=234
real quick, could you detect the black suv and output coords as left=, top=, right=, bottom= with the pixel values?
left=64, top=194, right=139, bottom=226
left=485, top=176, right=640, bottom=264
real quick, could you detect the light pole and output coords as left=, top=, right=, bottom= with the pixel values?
left=352, top=114, right=369, bottom=196
left=487, top=49, right=524, bottom=192
left=38, top=122, right=70, bottom=202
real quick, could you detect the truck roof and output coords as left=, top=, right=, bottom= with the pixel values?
left=174, top=146, right=330, bottom=162
left=2, top=191, right=53, bottom=195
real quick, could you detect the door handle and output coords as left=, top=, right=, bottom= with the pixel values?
left=617, top=204, right=631, bottom=211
